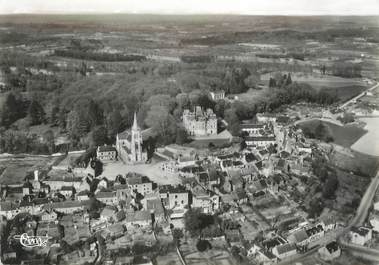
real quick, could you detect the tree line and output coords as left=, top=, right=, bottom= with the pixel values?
left=55, top=49, right=147, bottom=62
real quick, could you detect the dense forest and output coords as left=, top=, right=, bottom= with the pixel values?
left=0, top=30, right=362, bottom=153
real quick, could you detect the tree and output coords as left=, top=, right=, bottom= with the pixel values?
left=196, top=240, right=211, bottom=252
left=43, top=130, right=55, bottom=153
left=286, top=73, right=292, bottom=86
left=244, top=73, right=261, bottom=89
left=223, top=67, right=250, bottom=94
left=176, top=93, right=191, bottom=110
left=269, top=77, right=277, bottom=88
left=224, top=108, right=240, bottom=136
left=146, top=94, right=176, bottom=113
left=1, top=93, right=25, bottom=127
left=142, top=136, right=156, bottom=160
left=308, top=198, right=324, bottom=218
left=337, top=112, right=355, bottom=124
left=322, top=176, right=338, bottom=199
left=315, top=122, right=328, bottom=140
left=145, top=106, right=177, bottom=144
left=50, top=105, right=60, bottom=125
left=175, top=126, right=189, bottom=145
left=106, top=109, right=122, bottom=138
left=91, top=126, right=108, bottom=147
left=172, top=228, right=184, bottom=245
left=240, top=140, right=247, bottom=151
left=214, top=100, right=228, bottom=118
left=27, top=100, right=45, bottom=125
left=184, top=208, right=214, bottom=237
left=91, top=159, right=103, bottom=177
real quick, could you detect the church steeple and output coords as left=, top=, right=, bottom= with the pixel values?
left=132, top=112, right=138, bottom=130
left=131, top=112, right=142, bottom=162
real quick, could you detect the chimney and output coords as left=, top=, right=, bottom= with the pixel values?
left=34, top=170, right=39, bottom=181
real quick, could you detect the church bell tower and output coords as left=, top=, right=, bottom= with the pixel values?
left=131, top=112, right=143, bottom=162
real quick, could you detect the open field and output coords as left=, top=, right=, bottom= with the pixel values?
left=262, top=72, right=367, bottom=89
left=232, top=87, right=271, bottom=103
left=351, top=117, right=379, bottom=156
left=261, top=72, right=368, bottom=102
left=329, top=148, right=379, bottom=178
left=298, top=120, right=367, bottom=148
left=0, top=155, right=58, bottom=185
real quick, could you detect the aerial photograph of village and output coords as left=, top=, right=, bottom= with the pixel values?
left=0, top=1, right=378, bottom=265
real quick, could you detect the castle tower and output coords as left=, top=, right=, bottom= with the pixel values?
left=131, top=112, right=143, bottom=162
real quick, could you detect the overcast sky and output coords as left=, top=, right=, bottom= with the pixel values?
left=1, top=0, right=379, bottom=15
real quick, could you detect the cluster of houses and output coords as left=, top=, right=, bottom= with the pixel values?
left=1, top=110, right=374, bottom=265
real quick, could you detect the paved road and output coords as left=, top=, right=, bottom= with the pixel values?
left=349, top=170, right=379, bottom=227
left=339, top=82, right=379, bottom=109
left=339, top=240, right=379, bottom=262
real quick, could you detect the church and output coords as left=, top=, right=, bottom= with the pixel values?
left=116, top=113, right=148, bottom=164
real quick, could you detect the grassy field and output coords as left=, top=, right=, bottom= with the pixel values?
left=329, top=148, right=379, bottom=178
left=298, top=120, right=367, bottom=148
left=0, top=155, right=58, bottom=185
left=261, top=72, right=367, bottom=90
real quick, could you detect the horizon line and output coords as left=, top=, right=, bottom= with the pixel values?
left=1, top=12, right=379, bottom=16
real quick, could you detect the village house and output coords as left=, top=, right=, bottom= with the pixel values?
left=234, top=188, right=248, bottom=204
left=76, top=190, right=90, bottom=201
left=160, top=161, right=179, bottom=174
left=256, top=113, right=277, bottom=123
left=100, top=206, right=118, bottom=223
left=247, top=244, right=278, bottom=265
left=305, top=224, right=324, bottom=243
left=1, top=185, right=24, bottom=202
left=60, top=186, right=75, bottom=198
left=241, top=123, right=266, bottom=136
left=126, top=173, right=153, bottom=195
left=96, top=145, right=117, bottom=161
left=96, top=191, right=118, bottom=205
left=19, top=200, right=45, bottom=215
left=220, top=159, right=245, bottom=172
left=0, top=202, right=20, bottom=219
left=318, top=241, right=341, bottom=261
left=191, top=186, right=220, bottom=214
left=179, top=165, right=205, bottom=178
left=224, top=171, right=244, bottom=192
left=350, top=226, right=372, bottom=245
left=320, top=216, right=337, bottom=231
left=44, top=200, right=89, bottom=214
left=209, top=90, right=225, bottom=101
left=44, top=169, right=82, bottom=191
left=182, top=106, right=217, bottom=136
left=245, top=136, right=276, bottom=148
left=40, top=210, right=58, bottom=222
left=102, top=223, right=125, bottom=238
left=287, top=229, right=309, bottom=247
left=159, top=185, right=189, bottom=209
left=272, top=243, right=297, bottom=260
left=124, top=210, right=151, bottom=229
left=36, top=221, right=60, bottom=240
left=114, top=184, right=130, bottom=201
left=145, top=197, right=165, bottom=224
left=97, top=177, right=109, bottom=191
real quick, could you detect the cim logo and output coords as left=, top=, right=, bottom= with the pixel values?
left=13, top=233, right=49, bottom=248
